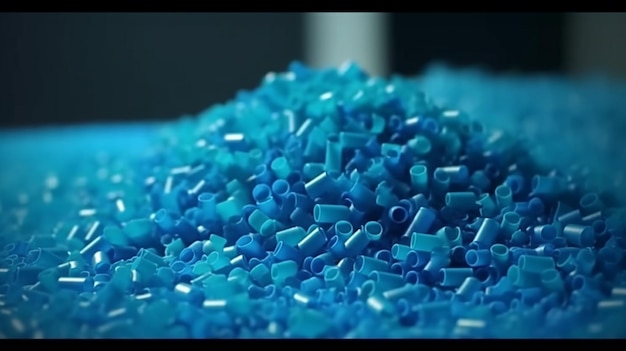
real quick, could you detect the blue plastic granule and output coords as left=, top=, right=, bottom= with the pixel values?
left=1, top=61, right=626, bottom=338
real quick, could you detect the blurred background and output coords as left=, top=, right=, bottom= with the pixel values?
left=1, top=12, right=625, bottom=128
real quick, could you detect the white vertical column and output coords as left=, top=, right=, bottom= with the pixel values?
left=304, top=12, right=390, bottom=77
left=566, top=12, right=626, bottom=79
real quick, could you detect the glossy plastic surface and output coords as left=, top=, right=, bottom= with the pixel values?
left=1, top=62, right=625, bottom=339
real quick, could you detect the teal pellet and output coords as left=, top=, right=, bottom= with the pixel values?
left=410, top=164, right=429, bottom=194
left=270, top=260, right=298, bottom=286
left=324, top=134, right=342, bottom=173
left=271, top=156, right=292, bottom=179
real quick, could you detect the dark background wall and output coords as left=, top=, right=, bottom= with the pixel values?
left=391, top=12, right=565, bottom=75
left=0, top=12, right=612, bottom=129
left=0, top=13, right=304, bottom=128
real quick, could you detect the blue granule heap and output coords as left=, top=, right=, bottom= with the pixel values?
left=0, top=61, right=625, bottom=338
left=418, top=65, right=626, bottom=202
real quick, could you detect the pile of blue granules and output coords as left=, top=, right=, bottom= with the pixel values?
left=0, top=62, right=625, bottom=338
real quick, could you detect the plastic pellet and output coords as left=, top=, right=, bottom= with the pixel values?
left=335, top=258, right=353, bottom=278
left=273, top=225, right=306, bottom=247
left=296, top=226, right=326, bottom=257
left=465, top=249, right=492, bottom=268
left=58, top=277, right=93, bottom=292
left=298, top=277, right=322, bottom=295
left=369, top=271, right=405, bottom=291
left=324, top=135, right=341, bottom=173
left=390, top=244, right=414, bottom=263
left=236, top=235, right=265, bottom=260
left=540, top=269, right=564, bottom=293
left=252, top=184, right=279, bottom=216
left=270, top=157, right=292, bottom=179
left=323, top=266, right=345, bottom=289
left=345, top=182, right=376, bottom=212
left=510, top=230, right=529, bottom=247
left=270, top=260, right=298, bottom=286
left=409, top=165, right=428, bottom=194
left=579, top=192, right=603, bottom=214
left=363, top=221, right=383, bottom=241
left=91, top=251, right=111, bottom=274
left=313, top=204, right=351, bottom=224
left=333, top=220, right=353, bottom=241
left=202, top=235, right=227, bottom=255
left=438, top=166, right=469, bottom=185
left=495, top=185, right=514, bottom=209
left=563, top=224, right=595, bottom=247
left=402, top=207, right=437, bottom=241
left=339, top=132, right=371, bottom=149
left=433, top=226, right=462, bottom=247
left=432, top=169, right=450, bottom=199
left=410, top=233, right=446, bottom=253
left=445, top=192, right=479, bottom=211
left=417, top=247, right=449, bottom=283
left=387, top=207, right=408, bottom=226
left=257, top=219, right=280, bottom=239
left=518, top=255, right=555, bottom=274
left=533, top=225, right=557, bottom=244
left=500, top=212, right=521, bottom=237
left=304, top=172, right=335, bottom=200
left=457, top=277, right=483, bottom=301
left=79, top=236, right=106, bottom=258
left=344, top=228, right=370, bottom=256
left=439, top=268, right=474, bottom=288
left=490, top=244, right=510, bottom=267
left=471, top=218, right=500, bottom=249
left=576, top=248, right=596, bottom=275
left=306, top=253, right=332, bottom=276
left=557, top=209, right=583, bottom=226
left=25, top=248, right=66, bottom=269
left=507, top=265, right=541, bottom=288
left=476, top=194, right=497, bottom=218
left=353, top=256, right=388, bottom=277
left=174, top=282, right=204, bottom=305
left=271, top=179, right=290, bottom=201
